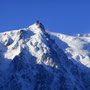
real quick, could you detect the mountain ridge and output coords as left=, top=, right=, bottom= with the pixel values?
left=0, top=21, right=90, bottom=90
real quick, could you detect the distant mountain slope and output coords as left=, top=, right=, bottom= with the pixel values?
left=49, top=32, right=90, bottom=67
left=0, top=21, right=90, bottom=90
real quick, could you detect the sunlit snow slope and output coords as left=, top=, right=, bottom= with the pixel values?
left=49, top=32, right=90, bottom=67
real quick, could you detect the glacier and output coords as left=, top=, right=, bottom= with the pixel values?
left=0, top=21, right=90, bottom=90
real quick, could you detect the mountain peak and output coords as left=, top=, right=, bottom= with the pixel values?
left=35, top=20, right=45, bottom=31
left=28, top=20, right=45, bottom=33
left=35, top=20, right=40, bottom=25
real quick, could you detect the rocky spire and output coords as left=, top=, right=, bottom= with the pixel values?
left=35, top=20, right=45, bottom=31
left=35, top=20, right=39, bottom=25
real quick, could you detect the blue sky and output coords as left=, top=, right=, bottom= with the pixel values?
left=0, top=0, right=90, bottom=35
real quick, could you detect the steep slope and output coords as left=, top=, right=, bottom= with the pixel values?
left=0, top=21, right=90, bottom=90
left=49, top=32, right=90, bottom=67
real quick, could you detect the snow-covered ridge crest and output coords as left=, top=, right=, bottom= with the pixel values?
left=49, top=31, right=90, bottom=67
left=76, top=33, right=90, bottom=37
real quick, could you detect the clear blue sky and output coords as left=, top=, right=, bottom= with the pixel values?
left=0, top=0, right=90, bottom=35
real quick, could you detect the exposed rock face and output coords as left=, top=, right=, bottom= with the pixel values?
left=0, top=21, right=90, bottom=90
left=35, top=20, right=45, bottom=31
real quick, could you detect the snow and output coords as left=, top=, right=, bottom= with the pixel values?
left=0, top=22, right=90, bottom=67
left=0, top=21, right=90, bottom=90
left=49, top=32, right=90, bottom=67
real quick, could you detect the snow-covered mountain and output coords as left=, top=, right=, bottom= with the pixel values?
left=0, top=21, right=90, bottom=90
